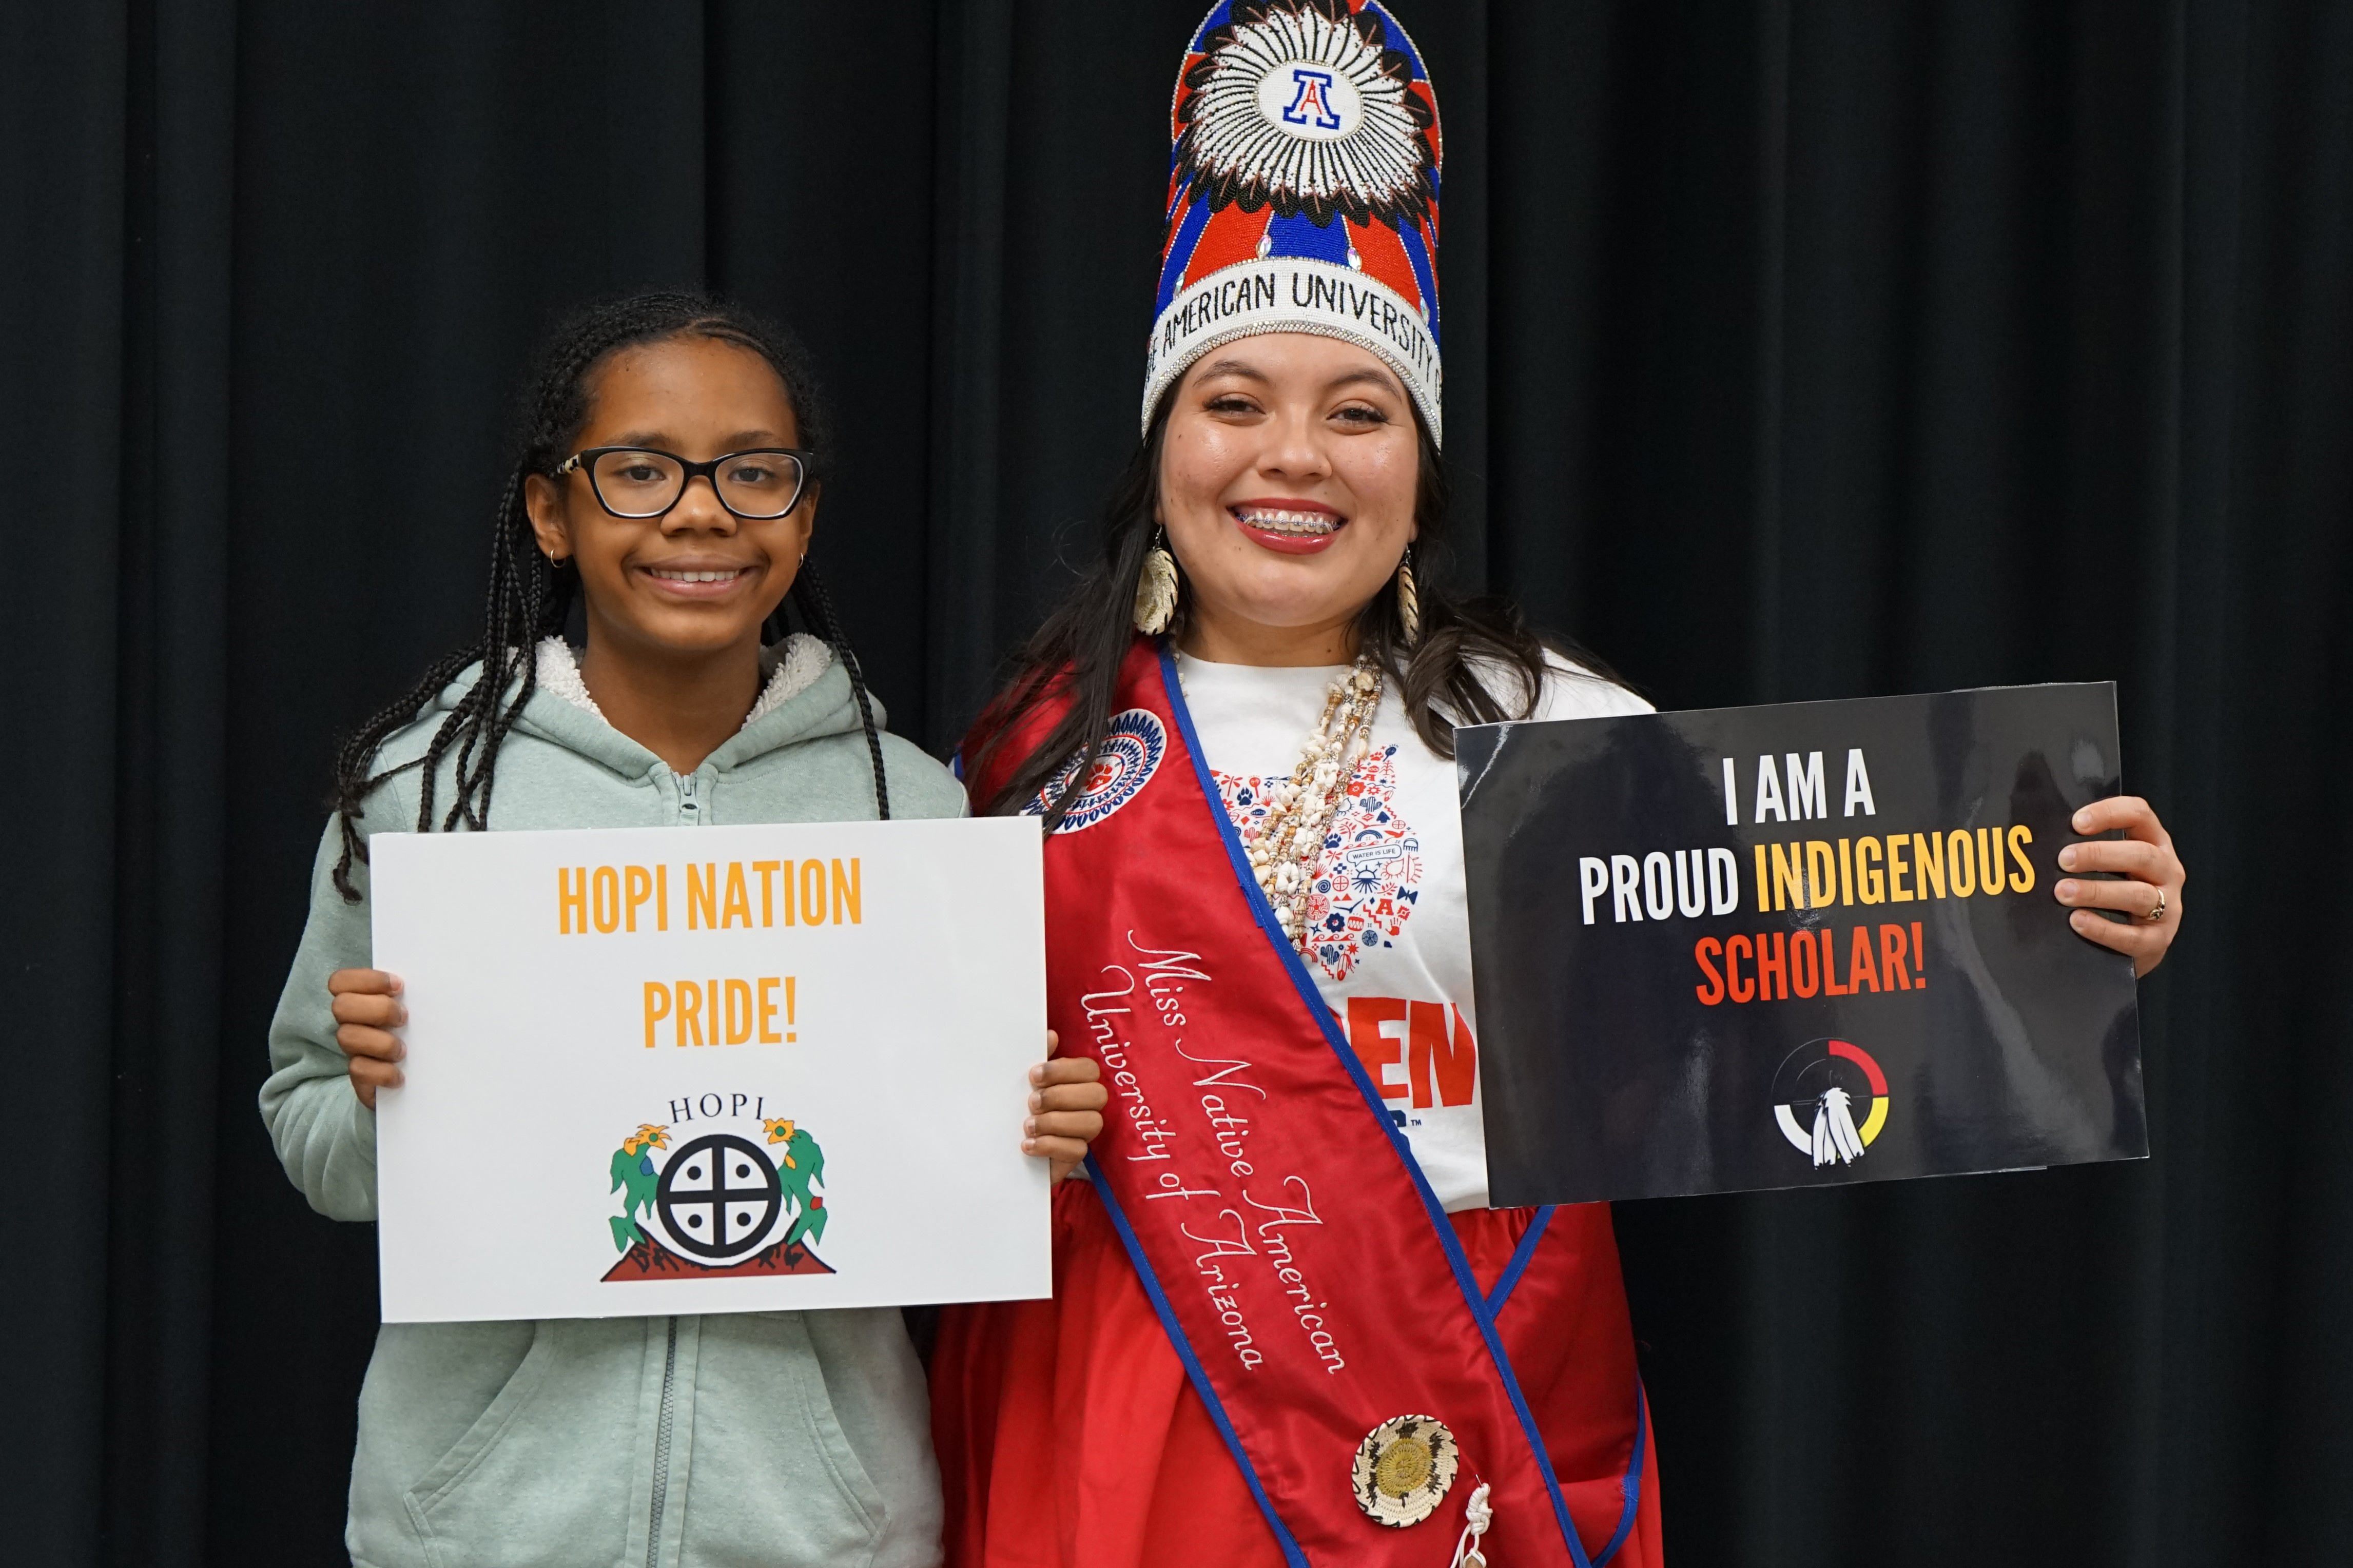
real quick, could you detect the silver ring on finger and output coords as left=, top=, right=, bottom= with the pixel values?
left=2142, top=888, right=2166, bottom=923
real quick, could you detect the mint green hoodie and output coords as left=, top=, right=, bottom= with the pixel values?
left=263, top=636, right=964, bottom=1568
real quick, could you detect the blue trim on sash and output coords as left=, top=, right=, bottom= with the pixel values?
left=1156, top=643, right=1598, bottom=1568
left=1593, top=1383, right=1649, bottom=1567
left=1483, top=1218, right=1650, bottom=1563
left=1082, top=1157, right=1313, bottom=1568
left=1484, top=1205, right=1557, bottom=1315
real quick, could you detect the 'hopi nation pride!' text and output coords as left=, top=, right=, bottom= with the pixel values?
left=550, top=856, right=863, bottom=1049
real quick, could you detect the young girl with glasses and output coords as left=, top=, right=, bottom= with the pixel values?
left=261, top=291, right=1107, bottom=1568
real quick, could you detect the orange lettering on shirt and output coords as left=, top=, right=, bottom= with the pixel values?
left=1345, top=996, right=1409, bottom=1099
left=1407, top=1001, right=1476, bottom=1108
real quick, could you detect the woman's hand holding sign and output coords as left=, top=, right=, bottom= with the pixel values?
left=2055, top=797, right=2185, bottom=977
left=332, top=968, right=1105, bottom=1178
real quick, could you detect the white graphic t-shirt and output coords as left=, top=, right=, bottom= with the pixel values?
left=1175, top=649, right=1651, bottom=1211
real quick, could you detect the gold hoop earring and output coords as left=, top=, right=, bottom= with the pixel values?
left=1395, top=548, right=1421, bottom=649
left=1134, top=528, right=1179, bottom=636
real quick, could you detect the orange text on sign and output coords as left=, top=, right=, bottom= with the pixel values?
left=643, top=976, right=796, bottom=1046
left=557, top=858, right=862, bottom=934
left=1693, top=923, right=1927, bottom=1005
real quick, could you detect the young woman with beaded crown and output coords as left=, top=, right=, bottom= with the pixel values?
left=932, top=5, right=2185, bottom=1567
left=262, top=291, right=1107, bottom=1568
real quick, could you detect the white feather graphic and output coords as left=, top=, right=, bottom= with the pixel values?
left=1810, top=1086, right=1868, bottom=1167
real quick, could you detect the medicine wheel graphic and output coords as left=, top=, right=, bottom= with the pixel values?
left=1771, top=1037, right=1890, bottom=1165
left=654, top=1133, right=783, bottom=1262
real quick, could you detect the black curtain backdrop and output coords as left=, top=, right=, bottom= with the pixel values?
left=5, top=2, right=2347, bottom=1564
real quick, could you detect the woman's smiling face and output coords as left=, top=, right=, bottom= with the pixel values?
left=524, top=334, right=814, bottom=664
left=1156, top=332, right=1419, bottom=662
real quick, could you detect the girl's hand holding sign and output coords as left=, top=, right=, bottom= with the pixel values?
left=326, top=966, right=405, bottom=1108
left=1025, top=1032, right=1106, bottom=1183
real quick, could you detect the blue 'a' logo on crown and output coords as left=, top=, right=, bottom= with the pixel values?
left=1281, top=68, right=1343, bottom=131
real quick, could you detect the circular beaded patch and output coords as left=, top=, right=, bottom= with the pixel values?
left=1350, top=1413, right=1458, bottom=1527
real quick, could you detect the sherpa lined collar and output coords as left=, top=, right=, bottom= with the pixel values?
left=533, top=634, right=833, bottom=731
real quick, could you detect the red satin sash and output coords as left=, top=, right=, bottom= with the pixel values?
left=969, top=640, right=1638, bottom=1567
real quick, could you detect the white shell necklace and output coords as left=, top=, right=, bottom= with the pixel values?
left=1233, top=653, right=1386, bottom=950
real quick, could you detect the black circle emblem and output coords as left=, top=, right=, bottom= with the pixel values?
left=653, top=1133, right=782, bottom=1261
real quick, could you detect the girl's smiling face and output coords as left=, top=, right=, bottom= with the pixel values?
left=524, top=335, right=814, bottom=664
left=1157, top=332, right=1419, bottom=662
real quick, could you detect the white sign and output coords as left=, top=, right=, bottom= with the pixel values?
left=371, top=816, right=1048, bottom=1324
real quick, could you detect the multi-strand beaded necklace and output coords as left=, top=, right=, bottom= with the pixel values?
left=1235, top=654, right=1386, bottom=949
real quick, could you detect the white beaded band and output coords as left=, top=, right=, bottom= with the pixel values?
left=1142, top=258, right=1442, bottom=445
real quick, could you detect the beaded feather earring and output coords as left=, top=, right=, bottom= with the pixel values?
left=1134, top=528, right=1179, bottom=635
left=1395, top=546, right=1421, bottom=648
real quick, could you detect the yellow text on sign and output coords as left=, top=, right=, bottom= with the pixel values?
left=558, top=858, right=863, bottom=935
left=644, top=976, right=796, bottom=1048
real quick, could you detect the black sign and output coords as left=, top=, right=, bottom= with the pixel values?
left=1459, top=683, right=2146, bottom=1206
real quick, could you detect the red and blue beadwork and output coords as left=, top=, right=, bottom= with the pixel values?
left=1143, top=0, right=1446, bottom=442
left=1025, top=709, right=1169, bottom=834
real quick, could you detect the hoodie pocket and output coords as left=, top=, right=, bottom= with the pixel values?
left=401, top=1322, right=640, bottom=1568
left=677, top=1312, right=890, bottom=1568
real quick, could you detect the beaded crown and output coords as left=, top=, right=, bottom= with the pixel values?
left=1143, top=0, right=1445, bottom=444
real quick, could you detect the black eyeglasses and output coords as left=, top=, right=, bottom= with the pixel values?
left=553, top=446, right=815, bottom=521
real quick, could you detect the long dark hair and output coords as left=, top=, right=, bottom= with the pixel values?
left=327, top=290, right=888, bottom=900
left=974, top=390, right=1612, bottom=825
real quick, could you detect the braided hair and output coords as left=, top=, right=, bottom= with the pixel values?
left=328, top=290, right=889, bottom=901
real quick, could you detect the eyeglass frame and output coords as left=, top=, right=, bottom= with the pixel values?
left=551, top=445, right=819, bottom=521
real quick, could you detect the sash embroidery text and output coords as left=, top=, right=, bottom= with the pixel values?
left=1099, top=932, right=1350, bottom=1376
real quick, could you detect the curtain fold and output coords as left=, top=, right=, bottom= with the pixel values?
left=5, top=8, right=130, bottom=1562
